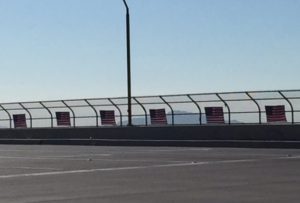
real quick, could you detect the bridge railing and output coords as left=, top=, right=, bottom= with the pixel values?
left=0, top=89, right=299, bottom=128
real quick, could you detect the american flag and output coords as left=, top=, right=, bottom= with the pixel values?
left=265, top=105, right=286, bottom=123
left=100, top=110, right=116, bottom=125
left=150, top=109, right=168, bottom=125
left=205, top=107, right=225, bottom=124
left=13, top=114, right=27, bottom=128
left=56, top=112, right=71, bottom=126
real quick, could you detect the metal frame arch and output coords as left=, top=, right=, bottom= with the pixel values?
left=40, top=102, right=54, bottom=128
left=61, top=100, right=76, bottom=127
left=187, top=94, right=202, bottom=125
left=216, top=93, right=231, bottom=125
left=246, top=92, right=262, bottom=124
left=85, top=99, right=99, bottom=127
left=0, top=105, right=12, bottom=129
left=159, top=96, right=174, bottom=125
left=278, top=91, right=294, bottom=124
left=133, top=97, right=148, bottom=126
left=19, top=103, right=33, bottom=128
left=108, top=98, right=123, bottom=126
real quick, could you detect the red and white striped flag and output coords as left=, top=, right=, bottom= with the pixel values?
left=100, top=110, right=116, bottom=125
left=13, top=114, right=27, bottom=128
left=56, top=112, right=71, bottom=126
left=265, top=105, right=286, bottom=123
left=205, top=107, right=225, bottom=124
left=150, top=109, right=167, bottom=125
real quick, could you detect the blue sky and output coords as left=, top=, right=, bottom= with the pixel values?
left=0, top=0, right=299, bottom=102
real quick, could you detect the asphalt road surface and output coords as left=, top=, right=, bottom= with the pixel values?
left=0, top=145, right=299, bottom=203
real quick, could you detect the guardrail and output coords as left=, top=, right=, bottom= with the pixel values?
left=0, top=89, right=299, bottom=128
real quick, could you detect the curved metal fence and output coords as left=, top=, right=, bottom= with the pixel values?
left=0, top=89, right=299, bottom=129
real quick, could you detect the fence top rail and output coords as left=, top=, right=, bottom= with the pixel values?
left=1, top=89, right=300, bottom=106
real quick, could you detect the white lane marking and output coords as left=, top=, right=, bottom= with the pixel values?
left=0, top=148, right=112, bottom=155
left=0, top=153, right=111, bottom=160
left=0, top=150, right=34, bottom=152
left=0, top=156, right=195, bottom=163
left=169, top=148, right=211, bottom=151
left=43, top=154, right=112, bottom=158
left=0, top=158, right=261, bottom=179
left=279, top=155, right=300, bottom=159
left=1, top=155, right=299, bottom=179
left=0, top=167, right=61, bottom=171
left=132, top=148, right=212, bottom=152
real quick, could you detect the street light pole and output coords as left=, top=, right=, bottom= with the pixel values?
left=122, top=0, right=132, bottom=126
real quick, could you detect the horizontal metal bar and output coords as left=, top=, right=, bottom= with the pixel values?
left=0, top=89, right=299, bottom=106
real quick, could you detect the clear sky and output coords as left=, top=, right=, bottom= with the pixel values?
left=0, top=0, right=299, bottom=102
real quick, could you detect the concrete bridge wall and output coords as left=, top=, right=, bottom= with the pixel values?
left=0, top=125, right=299, bottom=148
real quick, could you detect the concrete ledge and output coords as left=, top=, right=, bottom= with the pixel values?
left=1, top=139, right=300, bottom=148
left=0, top=124, right=299, bottom=148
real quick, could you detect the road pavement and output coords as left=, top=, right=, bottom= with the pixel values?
left=0, top=145, right=299, bottom=203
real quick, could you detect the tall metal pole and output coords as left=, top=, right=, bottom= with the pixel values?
left=122, top=0, right=132, bottom=126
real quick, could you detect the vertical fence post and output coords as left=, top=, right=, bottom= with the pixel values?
left=40, top=102, right=54, bottom=128
left=0, top=105, right=12, bottom=129
left=246, top=92, right=262, bottom=124
left=61, top=100, right=76, bottom=128
left=159, top=96, right=174, bottom=125
left=19, top=103, right=33, bottom=128
left=187, top=94, right=202, bottom=125
left=85, top=99, right=99, bottom=127
left=133, top=97, right=148, bottom=126
left=108, top=98, right=123, bottom=126
left=278, top=91, right=294, bottom=124
left=216, top=94, right=231, bottom=125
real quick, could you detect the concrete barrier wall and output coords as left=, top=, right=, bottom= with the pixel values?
left=0, top=125, right=299, bottom=148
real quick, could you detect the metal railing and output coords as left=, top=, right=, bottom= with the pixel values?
left=0, top=89, right=299, bottom=129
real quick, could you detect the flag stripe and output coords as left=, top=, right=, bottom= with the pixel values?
left=13, top=114, right=27, bottom=128
left=56, top=112, right=71, bottom=126
left=265, top=105, right=286, bottom=122
left=150, top=109, right=167, bottom=125
left=100, top=110, right=116, bottom=125
left=205, top=107, right=225, bottom=124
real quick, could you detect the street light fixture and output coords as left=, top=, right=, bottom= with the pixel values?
left=122, top=0, right=132, bottom=126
